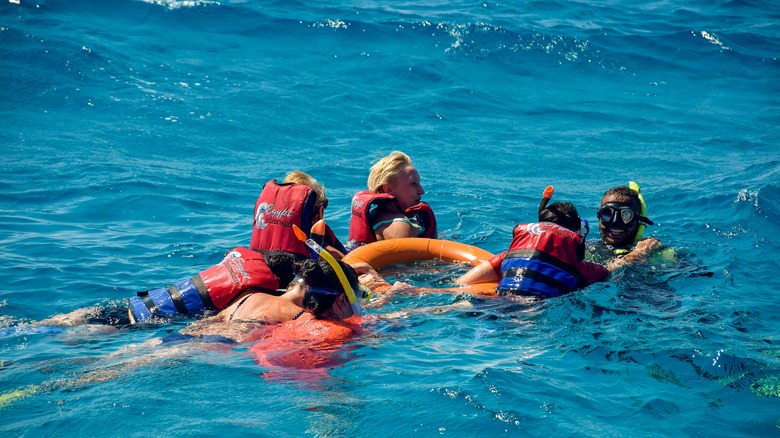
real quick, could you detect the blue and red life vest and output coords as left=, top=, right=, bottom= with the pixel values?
left=250, top=179, right=346, bottom=256
left=346, top=190, right=437, bottom=248
left=497, top=222, right=586, bottom=298
left=128, top=247, right=279, bottom=322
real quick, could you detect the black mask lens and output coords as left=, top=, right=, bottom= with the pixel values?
left=598, top=203, right=637, bottom=226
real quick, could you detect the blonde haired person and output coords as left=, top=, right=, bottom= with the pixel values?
left=346, top=151, right=437, bottom=251
left=251, top=170, right=347, bottom=259
left=284, top=170, right=326, bottom=207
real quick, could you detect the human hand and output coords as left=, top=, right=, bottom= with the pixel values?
left=358, top=268, right=393, bottom=293
left=364, top=280, right=411, bottom=308
left=351, top=262, right=374, bottom=276
left=622, top=238, right=662, bottom=264
left=634, top=237, right=662, bottom=254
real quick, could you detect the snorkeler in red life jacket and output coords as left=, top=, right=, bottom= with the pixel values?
left=491, top=189, right=609, bottom=298
left=453, top=186, right=661, bottom=298
left=127, top=248, right=296, bottom=323
left=180, top=241, right=370, bottom=384
left=38, top=242, right=369, bottom=330
left=128, top=220, right=368, bottom=324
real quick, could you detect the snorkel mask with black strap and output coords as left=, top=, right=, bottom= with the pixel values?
left=290, top=275, right=354, bottom=320
left=293, top=224, right=367, bottom=317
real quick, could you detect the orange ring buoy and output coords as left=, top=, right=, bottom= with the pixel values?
left=342, top=238, right=498, bottom=295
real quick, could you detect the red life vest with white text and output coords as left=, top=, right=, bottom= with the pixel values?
left=128, top=247, right=280, bottom=322
left=250, top=180, right=318, bottom=257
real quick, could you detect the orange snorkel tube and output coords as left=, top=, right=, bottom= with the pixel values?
left=538, top=185, right=554, bottom=218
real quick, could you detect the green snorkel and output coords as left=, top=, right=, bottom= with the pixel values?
left=628, top=181, right=648, bottom=244
left=630, top=181, right=677, bottom=263
left=609, top=181, right=654, bottom=255
left=292, top=224, right=362, bottom=317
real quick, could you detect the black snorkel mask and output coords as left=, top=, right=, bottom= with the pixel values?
left=597, top=202, right=654, bottom=230
left=301, top=281, right=354, bottom=320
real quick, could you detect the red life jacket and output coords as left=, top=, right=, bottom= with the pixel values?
left=346, top=190, right=437, bottom=248
left=497, top=223, right=585, bottom=297
left=406, top=202, right=437, bottom=238
left=249, top=180, right=318, bottom=256
left=128, top=247, right=280, bottom=322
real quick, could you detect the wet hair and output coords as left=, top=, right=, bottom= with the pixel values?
left=293, top=258, right=361, bottom=317
left=538, top=202, right=581, bottom=232
left=602, top=186, right=640, bottom=208
left=293, top=259, right=359, bottom=292
left=283, top=170, right=328, bottom=206
left=539, top=202, right=585, bottom=260
left=367, top=151, right=412, bottom=193
left=263, top=251, right=305, bottom=292
left=265, top=250, right=360, bottom=292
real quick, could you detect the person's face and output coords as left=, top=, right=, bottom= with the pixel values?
left=598, top=194, right=640, bottom=247
left=384, top=165, right=424, bottom=211
left=289, top=276, right=354, bottom=320
left=315, top=292, right=353, bottom=320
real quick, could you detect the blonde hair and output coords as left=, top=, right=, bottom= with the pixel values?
left=283, top=170, right=327, bottom=205
left=367, top=151, right=412, bottom=193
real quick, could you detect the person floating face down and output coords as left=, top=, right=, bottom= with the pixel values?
left=346, top=151, right=437, bottom=250
left=597, top=184, right=658, bottom=254
left=180, top=257, right=368, bottom=343
left=38, top=251, right=367, bottom=333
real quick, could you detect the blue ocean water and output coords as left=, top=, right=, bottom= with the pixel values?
left=2, top=0, right=779, bottom=435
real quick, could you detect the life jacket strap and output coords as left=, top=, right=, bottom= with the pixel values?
left=192, top=274, right=216, bottom=310
left=140, top=294, right=159, bottom=317
left=166, top=285, right=190, bottom=316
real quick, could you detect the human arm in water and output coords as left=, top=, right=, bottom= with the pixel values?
left=456, top=237, right=663, bottom=287
left=455, top=260, right=501, bottom=285
left=455, top=251, right=504, bottom=286
left=604, top=237, right=663, bottom=271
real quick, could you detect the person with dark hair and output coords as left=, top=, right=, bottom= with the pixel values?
left=37, top=249, right=366, bottom=331
left=454, top=187, right=660, bottom=298
left=178, top=257, right=367, bottom=342
left=1, top=257, right=366, bottom=403
left=597, top=182, right=661, bottom=254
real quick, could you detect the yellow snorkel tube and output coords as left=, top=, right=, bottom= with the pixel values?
left=628, top=181, right=648, bottom=244
left=628, top=181, right=676, bottom=263
left=292, top=224, right=362, bottom=317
